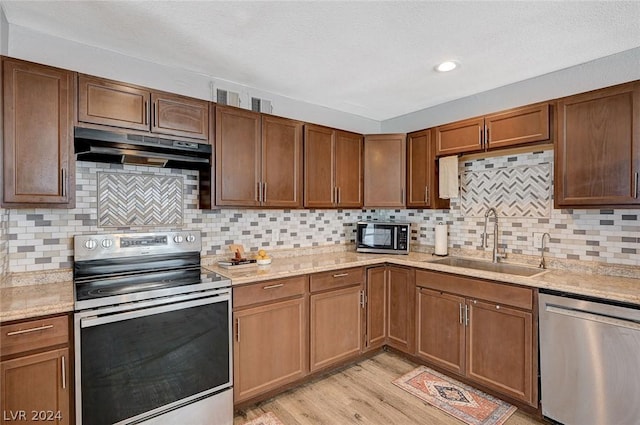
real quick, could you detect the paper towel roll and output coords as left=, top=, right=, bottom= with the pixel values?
left=434, top=223, right=448, bottom=256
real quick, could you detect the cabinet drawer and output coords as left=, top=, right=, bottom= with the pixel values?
left=1, top=315, right=69, bottom=357
left=234, top=276, right=308, bottom=308
left=416, top=270, right=533, bottom=310
left=310, top=267, right=364, bottom=293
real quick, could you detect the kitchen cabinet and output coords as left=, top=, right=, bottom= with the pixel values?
left=2, top=57, right=75, bottom=208
left=415, top=270, right=537, bottom=407
left=406, top=129, right=449, bottom=209
left=232, top=276, right=308, bottom=404
left=386, top=266, right=415, bottom=353
left=555, top=81, right=640, bottom=208
left=364, top=134, right=406, bottom=207
left=304, top=124, right=363, bottom=208
left=216, top=106, right=303, bottom=207
left=364, top=267, right=386, bottom=351
left=435, top=103, right=550, bottom=156
left=364, top=266, right=415, bottom=354
left=417, top=288, right=466, bottom=375
left=1, top=315, right=71, bottom=425
left=309, top=267, right=364, bottom=372
left=77, top=74, right=209, bottom=140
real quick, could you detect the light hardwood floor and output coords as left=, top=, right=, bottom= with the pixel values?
left=234, top=351, right=547, bottom=425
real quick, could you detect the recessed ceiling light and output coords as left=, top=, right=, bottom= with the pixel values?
left=435, top=61, right=458, bottom=72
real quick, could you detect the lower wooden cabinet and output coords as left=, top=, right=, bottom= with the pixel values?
left=1, top=315, right=71, bottom=425
left=417, top=288, right=465, bottom=375
left=309, top=268, right=364, bottom=372
left=364, top=267, right=387, bottom=351
left=386, top=267, right=415, bottom=353
left=233, top=276, right=308, bottom=404
left=365, top=266, right=415, bottom=354
left=467, top=299, right=533, bottom=404
left=415, top=270, right=537, bottom=407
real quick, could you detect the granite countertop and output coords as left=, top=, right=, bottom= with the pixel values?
left=206, top=251, right=640, bottom=306
left=2, top=251, right=639, bottom=322
left=0, top=280, right=74, bottom=323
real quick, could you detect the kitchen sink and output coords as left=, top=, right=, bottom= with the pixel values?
left=428, top=256, right=546, bottom=277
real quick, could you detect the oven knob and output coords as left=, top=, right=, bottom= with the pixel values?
left=84, top=239, right=97, bottom=250
left=101, top=239, right=114, bottom=249
left=173, top=235, right=184, bottom=244
left=186, top=234, right=196, bottom=243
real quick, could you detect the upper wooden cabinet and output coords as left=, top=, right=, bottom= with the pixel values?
left=406, top=129, right=449, bottom=209
left=435, top=103, right=550, bottom=156
left=2, top=57, right=75, bottom=208
left=304, top=124, right=363, bottom=208
left=215, top=105, right=303, bottom=207
left=364, top=134, right=406, bottom=207
left=77, top=74, right=209, bottom=140
left=555, top=81, right=640, bottom=208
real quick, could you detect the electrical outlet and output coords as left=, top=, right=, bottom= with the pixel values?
left=532, top=232, right=544, bottom=249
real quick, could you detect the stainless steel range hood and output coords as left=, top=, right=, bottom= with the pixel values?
left=74, top=127, right=212, bottom=170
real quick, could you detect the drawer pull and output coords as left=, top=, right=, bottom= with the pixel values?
left=263, top=283, right=284, bottom=290
left=6, top=324, right=54, bottom=336
left=332, top=273, right=349, bottom=278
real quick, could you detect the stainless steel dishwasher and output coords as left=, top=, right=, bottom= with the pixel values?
left=539, top=291, right=640, bottom=425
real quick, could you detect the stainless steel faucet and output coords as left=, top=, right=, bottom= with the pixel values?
left=482, top=207, right=505, bottom=263
left=539, top=232, right=551, bottom=269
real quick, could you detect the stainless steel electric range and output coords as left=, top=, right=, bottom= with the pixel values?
left=73, top=231, right=232, bottom=425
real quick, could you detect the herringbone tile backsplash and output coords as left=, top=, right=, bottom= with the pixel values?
left=97, top=172, right=184, bottom=227
left=3, top=148, right=640, bottom=274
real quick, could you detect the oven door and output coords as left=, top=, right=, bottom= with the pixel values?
left=74, top=290, right=232, bottom=425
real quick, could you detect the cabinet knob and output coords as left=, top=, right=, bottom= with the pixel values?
left=496, top=305, right=500, bottom=310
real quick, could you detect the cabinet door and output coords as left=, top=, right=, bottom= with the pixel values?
left=261, top=116, right=303, bottom=207
left=304, top=125, right=335, bottom=207
left=365, top=267, right=387, bottom=351
left=485, top=103, right=550, bottom=150
left=1, top=348, right=70, bottom=425
left=407, top=130, right=431, bottom=207
left=77, top=74, right=150, bottom=132
left=215, top=106, right=261, bottom=206
left=467, top=299, right=534, bottom=406
left=416, top=288, right=465, bottom=375
left=555, top=82, right=640, bottom=207
left=233, top=297, right=307, bottom=403
left=310, top=285, right=363, bottom=372
left=3, top=59, right=74, bottom=207
left=387, top=267, right=415, bottom=354
left=435, top=117, right=484, bottom=156
left=364, top=134, right=406, bottom=207
left=151, top=92, right=209, bottom=140
left=407, top=130, right=449, bottom=209
left=335, top=130, right=363, bottom=208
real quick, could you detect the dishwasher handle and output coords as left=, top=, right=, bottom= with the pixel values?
left=545, top=304, right=640, bottom=331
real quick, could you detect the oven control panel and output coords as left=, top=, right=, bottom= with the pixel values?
left=74, top=231, right=202, bottom=261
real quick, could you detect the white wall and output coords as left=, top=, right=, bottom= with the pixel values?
left=0, top=7, right=7, bottom=55
left=6, top=24, right=381, bottom=134
left=382, top=47, right=640, bottom=133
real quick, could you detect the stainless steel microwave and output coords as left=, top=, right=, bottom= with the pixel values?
left=356, top=221, right=410, bottom=254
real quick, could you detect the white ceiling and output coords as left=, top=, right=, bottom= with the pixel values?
left=2, top=1, right=640, bottom=121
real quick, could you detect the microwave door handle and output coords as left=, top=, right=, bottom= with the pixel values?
left=393, top=227, right=398, bottom=250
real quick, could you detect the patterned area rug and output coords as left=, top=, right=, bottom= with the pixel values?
left=393, top=366, right=517, bottom=425
left=243, top=411, right=285, bottom=425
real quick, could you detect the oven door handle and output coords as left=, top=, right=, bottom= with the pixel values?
left=80, top=293, right=230, bottom=328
